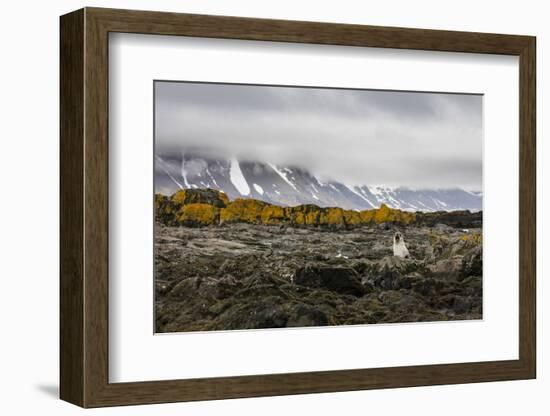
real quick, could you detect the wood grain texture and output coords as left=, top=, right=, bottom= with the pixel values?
left=59, top=7, right=537, bottom=408
left=59, top=8, right=84, bottom=407
left=83, top=10, right=110, bottom=406
left=88, top=7, right=532, bottom=54
left=518, top=38, right=537, bottom=375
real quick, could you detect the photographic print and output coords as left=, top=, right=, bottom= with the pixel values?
left=154, top=81, right=483, bottom=333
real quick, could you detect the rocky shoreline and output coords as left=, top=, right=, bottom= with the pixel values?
left=155, top=221, right=482, bottom=332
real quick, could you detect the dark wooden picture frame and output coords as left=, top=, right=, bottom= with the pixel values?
left=60, top=7, right=536, bottom=408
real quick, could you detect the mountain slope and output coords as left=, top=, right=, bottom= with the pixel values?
left=155, top=154, right=482, bottom=212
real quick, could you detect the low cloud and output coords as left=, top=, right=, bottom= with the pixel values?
left=155, top=81, right=482, bottom=190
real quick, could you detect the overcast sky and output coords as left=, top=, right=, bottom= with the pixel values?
left=155, top=81, right=482, bottom=190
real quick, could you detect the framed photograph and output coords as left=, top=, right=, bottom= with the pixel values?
left=60, top=7, right=536, bottom=408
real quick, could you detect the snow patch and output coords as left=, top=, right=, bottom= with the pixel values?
left=462, top=188, right=482, bottom=196
left=230, top=157, right=250, bottom=195
left=368, top=185, right=396, bottom=197
left=253, top=183, right=264, bottom=195
left=180, top=156, right=191, bottom=188
left=267, top=162, right=298, bottom=191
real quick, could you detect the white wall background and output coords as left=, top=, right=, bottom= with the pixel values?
left=0, top=0, right=545, bottom=414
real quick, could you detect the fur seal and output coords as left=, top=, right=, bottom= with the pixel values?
left=393, top=232, right=410, bottom=259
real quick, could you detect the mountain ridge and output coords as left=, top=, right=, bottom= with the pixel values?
left=155, top=153, right=482, bottom=212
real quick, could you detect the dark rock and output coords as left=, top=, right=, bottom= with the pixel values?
left=452, top=296, right=472, bottom=314
left=378, top=291, right=429, bottom=316
left=461, top=275, right=482, bottom=291
left=172, top=188, right=229, bottom=208
left=412, top=278, right=440, bottom=297
left=378, top=222, right=392, bottom=230
left=378, top=290, right=404, bottom=305
left=168, top=277, right=201, bottom=300
left=287, top=304, right=329, bottom=327
left=351, top=260, right=377, bottom=276
left=428, top=258, right=463, bottom=280
left=208, top=297, right=290, bottom=330
left=294, top=264, right=365, bottom=296
left=436, top=294, right=472, bottom=315
left=461, top=246, right=482, bottom=279
left=374, top=265, right=401, bottom=290
left=155, top=222, right=482, bottom=333
left=416, top=210, right=482, bottom=228
left=249, top=304, right=289, bottom=328
left=362, top=280, right=375, bottom=294
left=168, top=275, right=239, bottom=301
left=378, top=255, right=426, bottom=276
left=397, top=276, right=413, bottom=290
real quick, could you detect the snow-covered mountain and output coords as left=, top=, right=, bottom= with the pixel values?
left=155, top=154, right=482, bottom=212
